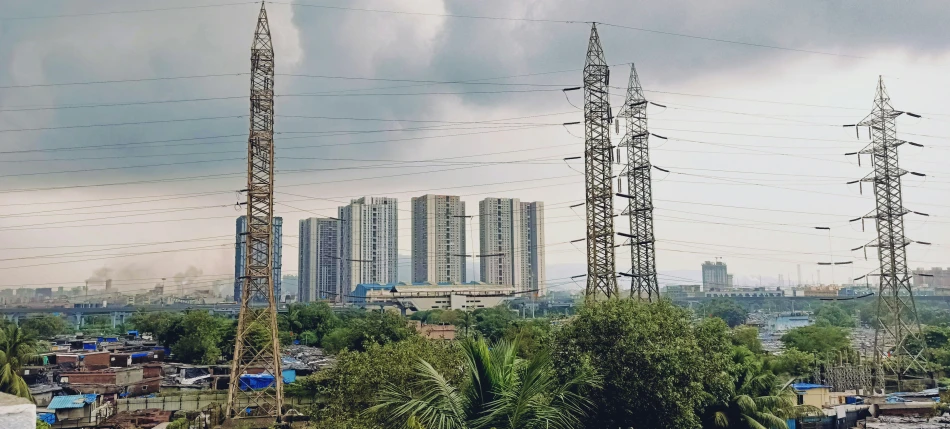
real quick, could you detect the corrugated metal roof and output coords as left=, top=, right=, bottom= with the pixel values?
left=47, top=394, right=97, bottom=410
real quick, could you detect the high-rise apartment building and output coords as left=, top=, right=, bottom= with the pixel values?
left=234, top=216, right=282, bottom=302
left=478, top=198, right=545, bottom=295
left=702, top=260, right=728, bottom=291
left=412, top=195, right=466, bottom=284
left=338, top=197, right=399, bottom=294
left=298, top=218, right=340, bottom=302
left=522, top=201, right=546, bottom=294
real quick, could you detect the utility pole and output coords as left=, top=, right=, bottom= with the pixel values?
left=616, top=64, right=659, bottom=301
left=582, top=23, right=617, bottom=299
left=227, top=2, right=283, bottom=420
left=847, top=76, right=929, bottom=393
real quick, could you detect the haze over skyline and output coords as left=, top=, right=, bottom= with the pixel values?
left=2, top=0, right=950, bottom=294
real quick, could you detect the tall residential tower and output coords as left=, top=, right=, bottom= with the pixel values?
left=412, top=195, right=466, bottom=283
left=339, top=197, right=399, bottom=293
left=234, top=215, right=282, bottom=302
left=298, top=218, right=340, bottom=302
left=478, top=198, right=545, bottom=295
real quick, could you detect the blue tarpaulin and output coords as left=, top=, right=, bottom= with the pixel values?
left=82, top=343, right=97, bottom=350
left=127, top=330, right=138, bottom=336
left=282, top=369, right=296, bottom=384
left=38, top=413, right=56, bottom=424
left=239, top=374, right=275, bottom=390
left=792, top=383, right=830, bottom=391
left=131, top=352, right=149, bottom=358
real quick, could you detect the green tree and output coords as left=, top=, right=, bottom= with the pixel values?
left=701, top=347, right=821, bottom=429
left=299, top=330, right=319, bottom=346
left=780, top=325, right=850, bottom=357
left=731, top=326, right=764, bottom=355
left=372, top=337, right=599, bottom=429
left=501, top=318, right=554, bottom=359
left=20, top=315, right=68, bottom=338
left=814, top=303, right=855, bottom=328
left=0, top=325, right=41, bottom=400
left=472, top=306, right=516, bottom=342
left=322, top=311, right=416, bottom=354
left=128, top=311, right=185, bottom=348
left=704, top=299, right=749, bottom=328
left=292, top=337, right=464, bottom=427
left=166, top=418, right=189, bottom=429
left=554, top=299, right=726, bottom=428
left=169, top=311, right=230, bottom=364
left=284, top=302, right=339, bottom=345
left=769, top=348, right=818, bottom=378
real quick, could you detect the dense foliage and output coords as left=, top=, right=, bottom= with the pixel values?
left=0, top=326, right=40, bottom=400
left=290, top=336, right=464, bottom=428
left=373, top=337, right=600, bottom=429
left=20, top=315, right=69, bottom=338
left=702, top=299, right=750, bottom=328
left=553, top=299, right=725, bottom=428
left=780, top=325, right=850, bottom=357
left=814, top=303, right=855, bottom=328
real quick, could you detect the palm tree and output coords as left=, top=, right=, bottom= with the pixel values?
left=702, top=348, right=821, bottom=429
left=371, top=337, right=599, bottom=429
left=0, top=325, right=40, bottom=400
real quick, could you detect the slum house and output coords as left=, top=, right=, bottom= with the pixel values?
left=41, top=394, right=108, bottom=428
left=57, top=365, right=162, bottom=399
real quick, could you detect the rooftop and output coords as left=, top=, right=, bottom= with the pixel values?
left=47, top=394, right=97, bottom=410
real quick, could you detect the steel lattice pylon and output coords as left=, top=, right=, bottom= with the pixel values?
left=617, top=64, right=659, bottom=301
left=227, top=3, right=283, bottom=419
left=853, top=77, right=928, bottom=393
left=583, top=24, right=617, bottom=299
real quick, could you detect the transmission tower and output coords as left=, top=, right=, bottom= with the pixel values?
left=617, top=64, right=659, bottom=301
left=583, top=23, right=617, bottom=299
left=849, top=77, right=928, bottom=393
left=227, top=3, right=283, bottom=419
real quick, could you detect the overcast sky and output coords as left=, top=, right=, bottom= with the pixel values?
left=2, top=0, right=950, bottom=296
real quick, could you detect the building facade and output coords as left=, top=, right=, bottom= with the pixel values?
left=701, top=261, right=728, bottom=292
left=339, top=197, right=399, bottom=295
left=914, top=267, right=950, bottom=294
left=411, top=195, right=466, bottom=284
left=478, top=198, right=545, bottom=295
left=298, top=218, right=340, bottom=303
left=521, top=201, right=545, bottom=295
left=351, top=282, right=516, bottom=311
left=234, top=216, right=282, bottom=302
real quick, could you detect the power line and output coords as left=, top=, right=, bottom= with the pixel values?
left=0, top=1, right=255, bottom=21
left=282, top=1, right=861, bottom=59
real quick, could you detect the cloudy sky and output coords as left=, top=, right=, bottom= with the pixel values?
left=2, top=0, right=950, bottom=297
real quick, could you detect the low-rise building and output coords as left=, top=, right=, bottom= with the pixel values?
left=793, top=383, right=831, bottom=407
left=410, top=320, right=456, bottom=340
left=43, top=394, right=105, bottom=427
left=351, top=282, right=516, bottom=311
left=57, top=366, right=161, bottom=398
left=662, top=284, right=702, bottom=299
left=703, top=287, right=784, bottom=298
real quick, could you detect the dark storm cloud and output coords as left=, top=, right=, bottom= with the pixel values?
left=0, top=0, right=948, bottom=186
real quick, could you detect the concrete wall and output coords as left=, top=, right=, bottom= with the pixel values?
left=115, top=393, right=314, bottom=413
left=0, top=392, right=35, bottom=429
left=115, top=367, right=143, bottom=385
left=61, top=371, right=116, bottom=384
left=82, top=352, right=111, bottom=369
left=143, top=365, right=162, bottom=379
